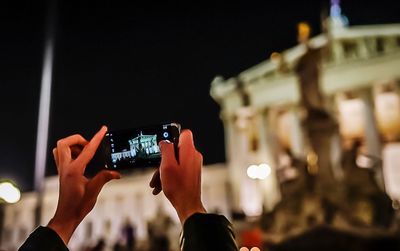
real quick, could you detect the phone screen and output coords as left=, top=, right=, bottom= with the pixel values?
left=103, top=123, right=180, bottom=170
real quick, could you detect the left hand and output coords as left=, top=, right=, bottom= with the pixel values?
left=47, top=126, right=121, bottom=244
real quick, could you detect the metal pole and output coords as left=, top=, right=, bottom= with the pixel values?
left=34, top=0, right=57, bottom=226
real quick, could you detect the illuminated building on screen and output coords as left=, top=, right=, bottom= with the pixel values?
left=2, top=13, right=400, bottom=251
left=111, top=133, right=160, bottom=163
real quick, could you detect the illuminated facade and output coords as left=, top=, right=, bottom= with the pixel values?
left=129, top=133, right=159, bottom=156
left=111, top=133, right=160, bottom=163
left=210, top=18, right=400, bottom=229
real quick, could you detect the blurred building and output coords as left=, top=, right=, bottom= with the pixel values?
left=210, top=16, right=400, bottom=235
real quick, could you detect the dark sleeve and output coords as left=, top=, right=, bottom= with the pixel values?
left=181, top=213, right=238, bottom=251
left=19, top=226, right=69, bottom=251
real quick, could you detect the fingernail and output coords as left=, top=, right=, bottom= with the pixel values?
left=102, top=125, right=108, bottom=131
left=109, top=171, right=121, bottom=179
left=159, top=140, right=172, bottom=146
left=159, top=140, right=171, bottom=150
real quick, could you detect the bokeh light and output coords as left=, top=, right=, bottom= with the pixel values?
left=0, top=181, right=21, bottom=204
left=257, top=164, right=271, bottom=180
left=247, top=164, right=271, bottom=180
left=247, top=165, right=259, bottom=179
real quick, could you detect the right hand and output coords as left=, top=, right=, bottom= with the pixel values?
left=48, top=126, right=120, bottom=244
left=149, top=130, right=206, bottom=224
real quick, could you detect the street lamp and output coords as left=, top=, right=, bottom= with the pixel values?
left=0, top=181, right=21, bottom=204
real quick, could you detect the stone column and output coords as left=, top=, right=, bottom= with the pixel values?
left=384, top=36, right=397, bottom=53
left=331, top=40, right=345, bottom=63
left=358, top=88, right=384, bottom=189
left=288, top=107, right=305, bottom=158
left=327, top=94, right=344, bottom=180
left=365, top=37, right=378, bottom=57
left=221, top=111, right=236, bottom=164
left=255, top=109, right=276, bottom=164
left=221, top=111, right=247, bottom=212
left=357, top=38, right=370, bottom=59
left=359, top=88, right=381, bottom=157
left=256, top=109, right=281, bottom=211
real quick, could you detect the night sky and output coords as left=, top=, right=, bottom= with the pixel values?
left=1, top=0, right=399, bottom=191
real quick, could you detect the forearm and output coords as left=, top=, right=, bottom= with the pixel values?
left=181, top=213, right=238, bottom=251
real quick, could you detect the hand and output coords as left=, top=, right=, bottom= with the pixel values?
left=149, top=130, right=206, bottom=224
left=47, top=126, right=121, bottom=244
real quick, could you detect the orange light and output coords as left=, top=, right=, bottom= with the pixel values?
left=270, top=52, right=281, bottom=61
left=298, top=22, right=311, bottom=43
left=306, top=152, right=318, bottom=166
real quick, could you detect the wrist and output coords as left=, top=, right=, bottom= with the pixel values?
left=176, top=204, right=207, bottom=224
left=47, top=216, right=79, bottom=245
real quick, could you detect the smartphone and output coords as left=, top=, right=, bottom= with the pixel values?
left=103, top=122, right=181, bottom=170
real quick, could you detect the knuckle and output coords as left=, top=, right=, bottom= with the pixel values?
left=196, top=151, right=203, bottom=164
left=196, top=151, right=203, bottom=159
left=72, top=134, right=83, bottom=139
left=56, top=139, right=64, bottom=147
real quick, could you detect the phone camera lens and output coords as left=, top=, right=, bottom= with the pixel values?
left=163, top=132, right=169, bottom=138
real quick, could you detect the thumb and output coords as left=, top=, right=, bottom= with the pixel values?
left=159, top=140, right=178, bottom=167
left=86, top=170, right=121, bottom=200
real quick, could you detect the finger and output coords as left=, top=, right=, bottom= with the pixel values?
left=149, top=170, right=162, bottom=195
left=159, top=140, right=178, bottom=168
left=178, top=130, right=196, bottom=165
left=178, top=129, right=195, bottom=148
left=152, top=186, right=162, bottom=195
left=57, top=134, right=88, bottom=165
left=52, top=148, right=60, bottom=173
left=149, top=169, right=161, bottom=188
left=77, top=126, right=107, bottom=167
left=196, top=151, right=203, bottom=169
left=86, top=170, right=121, bottom=200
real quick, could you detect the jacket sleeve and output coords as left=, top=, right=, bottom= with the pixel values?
left=18, top=226, right=69, bottom=251
left=180, top=213, right=238, bottom=251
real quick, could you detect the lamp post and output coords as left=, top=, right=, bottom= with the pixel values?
left=0, top=180, right=21, bottom=246
left=34, top=0, right=57, bottom=226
